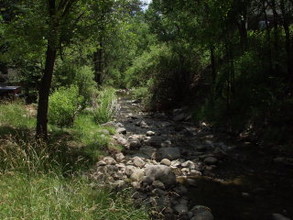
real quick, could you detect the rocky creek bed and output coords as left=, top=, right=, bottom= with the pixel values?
left=89, top=92, right=293, bottom=220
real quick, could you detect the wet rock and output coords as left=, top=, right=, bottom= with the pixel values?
left=103, top=156, right=117, bottom=165
left=145, top=165, right=176, bottom=187
left=204, top=157, right=218, bottom=165
left=272, top=213, right=291, bottom=220
left=117, top=127, right=127, bottom=135
left=133, top=156, right=146, bottom=168
left=174, top=185, right=188, bottom=194
left=157, top=147, right=181, bottom=160
left=191, top=206, right=214, bottom=220
left=161, top=158, right=171, bottom=166
left=146, top=130, right=155, bottom=136
left=115, top=153, right=125, bottom=162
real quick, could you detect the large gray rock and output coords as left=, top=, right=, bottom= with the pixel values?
left=145, top=165, right=176, bottom=187
left=157, top=147, right=181, bottom=160
left=191, top=206, right=214, bottom=220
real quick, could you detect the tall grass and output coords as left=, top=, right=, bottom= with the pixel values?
left=93, top=87, right=118, bottom=124
left=0, top=101, right=149, bottom=220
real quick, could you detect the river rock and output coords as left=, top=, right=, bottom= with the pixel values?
left=157, top=147, right=181, bottom=160
left=145, top=165, right=176, bottom=187
left=146, top=131, right=155, bottom=136
left=161, top=158, right=172, bottom=166
left=117, top=127, right=127, bottom=135
left=130, top=168, right=145, bottom=182
left=191, top=206, right=214, bottom=220
left=133, top=156, right=146, bottom=168
left=103, top=156, right=117, bottom=165
left=115, top=153, right=125, bottom=162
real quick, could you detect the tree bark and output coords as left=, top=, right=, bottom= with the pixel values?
left=36, top=43, right=57, bottom=140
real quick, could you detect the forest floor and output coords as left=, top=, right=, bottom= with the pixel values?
left=92, top=91, right=293, bottom=220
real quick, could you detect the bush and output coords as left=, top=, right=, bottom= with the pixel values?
left=93, top=87, right=117, bottom=124
left=49, top=86, right=83, bottom=127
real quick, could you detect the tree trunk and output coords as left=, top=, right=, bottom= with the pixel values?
left=36, top=43, right=57, bottom=140
left=93, top=41, right=104, bottom=85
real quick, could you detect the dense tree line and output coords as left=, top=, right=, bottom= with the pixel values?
left=0, top=0, right=292, bottom=142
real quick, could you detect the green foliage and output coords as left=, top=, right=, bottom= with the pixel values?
left=93, top=87, right=117, bottom=124
left=49, top=86, right=83, bottom=127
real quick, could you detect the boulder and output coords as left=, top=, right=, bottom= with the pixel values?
left=145, top=165, right=176, bottom=187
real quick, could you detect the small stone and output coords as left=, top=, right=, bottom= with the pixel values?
left=129, top=140, right=141, bottom=149
left=115, top=153, right=125, bottom=162
left=204, top=157, right=218, bottom=165
left=152, top=188, right=167, bottom=196
left=161, top=140, right=172, bottom=148
left=181, top=160, right=195, bottom=169
left=96, top=160, right=107, bottom=166
left=130, top=168, right=145, bottom=182
left=125, top=165, right=136, bottom=176
left=117, top=127, right=127, bottom=134
left=174, top=203, right=188, bottom=214
left=146, top=131, right=155, bottom=136
left=133, top=156, right=146, bottom=168
left=131, top=181, right=141, bottom=189
left=171, top=160, right=181, bottom=168
left=113, top=180, right=125, bottom=188
left=152, top=180, right=165, bottom=189
left=161, top=158, right=172, bottom=166
left=114, top=136, right=128, bottom=146
left=103, top=156, right=117, bottom=165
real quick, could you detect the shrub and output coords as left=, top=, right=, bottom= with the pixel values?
left=93, top=87, right=117, bottom=124
left=49, top=86, right=83, bottom=127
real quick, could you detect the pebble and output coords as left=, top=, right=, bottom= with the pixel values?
left=161, top=158, right=171, bottom=166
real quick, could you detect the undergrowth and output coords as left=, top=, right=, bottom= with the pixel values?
left=0, top=100, right=149, bottom=220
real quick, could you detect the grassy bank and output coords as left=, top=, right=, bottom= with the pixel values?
left=0, top=99, right=149, bottom=220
